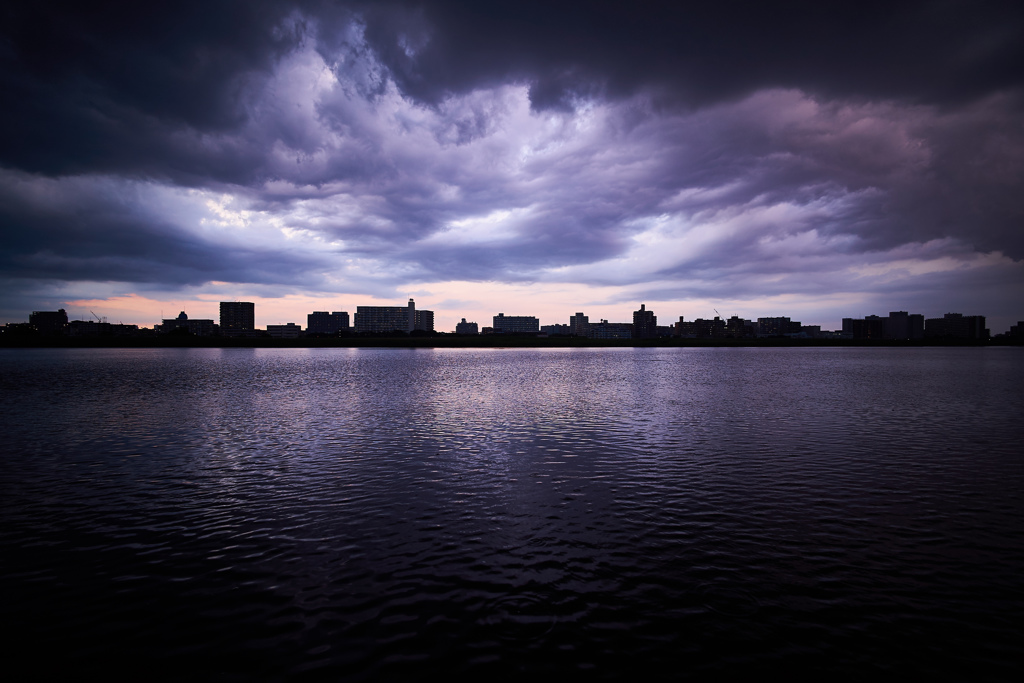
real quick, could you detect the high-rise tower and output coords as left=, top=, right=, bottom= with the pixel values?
left=633, top=304, right=656, bottom=339
left=219, top=302, right=255, bottom=335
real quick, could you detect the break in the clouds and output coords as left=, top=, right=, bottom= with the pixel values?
left=1, top=1, right=1023, bottom=331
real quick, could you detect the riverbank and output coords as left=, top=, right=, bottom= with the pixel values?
left=1, top=335, right=1014, bottom=349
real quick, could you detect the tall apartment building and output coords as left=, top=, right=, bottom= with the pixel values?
left=354, top=299, right=434, bottom=333
left=492, top=313, right=539, bottom=334
left=569, top=312, right=590, bottom=337
left=885, top=311, right=924, bottom=340
left=220, top=302, right=255, bottom=335
left=415, top=309, right=434, bottom=332
left=633, top=304, right=657, bottom=339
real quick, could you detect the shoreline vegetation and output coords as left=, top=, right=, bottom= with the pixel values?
left=1, top=334, right=1018, bottom=349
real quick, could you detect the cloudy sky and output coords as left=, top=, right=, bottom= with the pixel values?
left=2, top=0, right=1023, bottom=332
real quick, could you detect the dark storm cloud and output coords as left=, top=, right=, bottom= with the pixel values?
left=0, top=170, right=322, bottom=286
left=0, top=0, right=1022, bottom=327
left=359, top=0, right=1024, bottom=109
left=3, top=1, right=1022, bottom=180
left=641, top=90, right=1024, bottom=258
left=0, top=1, right=308, bottom=181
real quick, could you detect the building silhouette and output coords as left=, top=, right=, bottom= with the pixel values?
left=455, top=318, right=479, bottom=335
left=307, top=311, right=349, bottom=335
left=675, top=316, right=725, bottom=338
left=267, top=323, right=303, bottom=339
left=220, top=302, right=255, bottom=336
left=29, top=309, right=68, bottom=334
left=157, top=311, right=217, bottom=336
left=588, top=320, right=632, bottom=339
left=885, top=311, right=925, bottom=340
left=843, top=316, right=884, bottom=339
left=633, top=304, right=656, bottom=339
left=492, top=313, right=539, bottom=334
left=843, top=311, right=924, bottom=340
left=759, top=317, right=801, bottom=337
left=414, top=309, right=434, bottom=333
left=569, top=312, right=590, bottom=337
left=925, top=313, right=988, bottom=339
left=725, top=316, right=756, bottom=338
left=67, top=320, right=139, bottom=337
left=355, top=299, right=434, bottom=333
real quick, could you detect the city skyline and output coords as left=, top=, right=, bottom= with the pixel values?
left=16, top=294, right=1021, bottom=336
left=16, top=299, right=1011, bottom=339
left=2, top=2, right=1023, bottom=333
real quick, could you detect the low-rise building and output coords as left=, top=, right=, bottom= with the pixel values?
left=355, top=299, right=433, bottom=333
left=307, top=311, right=349, bottom=335
left=67, top=320, right=140, bottom=336
left=925, top=313, right=988, bottom=339
left=759, top=317, right=801, bottom=337
left=842, top=315, right=886, bottom=340
left=267, top=323, right=303, bottom=339
left=588, top=320, right=632, bottom=339
left=725, top=316, right=756, bottom=338
left=676, top=316, right=726, bottom=338
left=492, top=313, right=539, bottom=334
left=842, top=312, right=924, bottom=340
left=456, top=318, right=479, bottom=335
left=29, top=309, right=68, bottom=335
left=157, top=311, right=217, bottom=336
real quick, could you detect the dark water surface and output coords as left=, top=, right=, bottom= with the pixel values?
left=2, top=347, right=1022, bottom=680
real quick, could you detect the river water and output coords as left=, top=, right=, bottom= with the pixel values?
left=1, top=347, right=1022, bottom=680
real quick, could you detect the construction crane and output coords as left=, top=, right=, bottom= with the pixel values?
left=714, top=308, right=723, bottom=319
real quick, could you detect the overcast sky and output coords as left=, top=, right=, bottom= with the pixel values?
left=2, top=1, right=1023, bottom=332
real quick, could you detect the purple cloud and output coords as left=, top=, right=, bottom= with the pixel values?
left=1, top=2, right=1022, bottom=331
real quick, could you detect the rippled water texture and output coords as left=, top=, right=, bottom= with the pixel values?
left=2, top=347, right=1022, bottom=680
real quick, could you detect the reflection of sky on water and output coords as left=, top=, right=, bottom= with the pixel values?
left=6, top=346, right=1021, bottom=506
left=2, top=347, right=1022, bottom=679
left=5, top=346, right=1021, bottom=521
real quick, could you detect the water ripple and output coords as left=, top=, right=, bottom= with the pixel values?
left=2, top=347, right=1022, bottom=679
